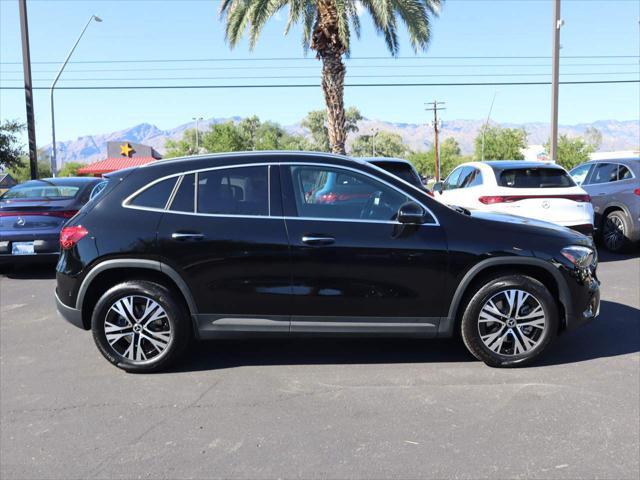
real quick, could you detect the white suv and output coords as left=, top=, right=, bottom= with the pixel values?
left=434, top=161, right=594, bottom=235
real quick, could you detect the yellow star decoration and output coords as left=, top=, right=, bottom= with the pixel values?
left=120, top=142, right=134, bottom=157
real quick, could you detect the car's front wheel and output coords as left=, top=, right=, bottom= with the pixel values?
left=460, top=275, right=558, bottom=367
left=91, top=281, right=190, bottom=373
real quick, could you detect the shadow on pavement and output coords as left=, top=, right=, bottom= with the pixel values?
left=597, top=248, right=639, bottom=263
left=0, top=263, right=57, bottom=280
left=167, top=300, right=638, bottom=373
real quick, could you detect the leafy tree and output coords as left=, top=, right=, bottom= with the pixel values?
left=301, top=107, right=362, bottom=152
left=409, top=138, right=468, bottom=179
left=164, top=129, right=199, bottom=158
left=202, top=122, right=250, bottom=152
left=474, top=126, right=527, bottom=160
left=0, top=120, right=25, bottom=170
left=57, top=162, right=86, bottom=177
left=350, top=131, right=409, bottom=158
left=220, top=1, right=441, bottom=154
left=544, top=134, right=595, bottom=170
left=6, top=158, right=52, bottom=183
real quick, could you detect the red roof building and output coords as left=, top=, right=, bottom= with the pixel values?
left=77, top=141, right=162, bottom=176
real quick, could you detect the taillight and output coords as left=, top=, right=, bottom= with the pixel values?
left=479, top=194, right=591, bottom=204
left=0, top=210, right=78, bottom=218
left=634, top=188, right=640, bottom=196
left=60, top=225, right=88, bottom=249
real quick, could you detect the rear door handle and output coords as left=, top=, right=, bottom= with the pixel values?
left=302, top=235, right=335, bottom=246
left=171, top=232, right=205, bottom=241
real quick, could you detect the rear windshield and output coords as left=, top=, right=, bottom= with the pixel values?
left=1, top=184, right=80, bottom=200
left=497, top=168, right=575, bottom=188
left=373, top=162, right=423, bottom=188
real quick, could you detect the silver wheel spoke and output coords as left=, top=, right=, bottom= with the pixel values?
left=516, top=305, right=543, bottom=320
left=518, top=318, right=546, bottom=329
left=104, top=295, right=171, bottom=363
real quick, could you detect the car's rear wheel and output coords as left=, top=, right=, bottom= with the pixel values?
left=601, top=210, right=631, bottom=253
left=460, top=275, right=558, bottom=367
left=91, top=281, right=190, bottom=373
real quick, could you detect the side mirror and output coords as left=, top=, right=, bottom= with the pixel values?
left=432, top=181, right=444, bottom=194
left=397, top=201, right=426, bottom=225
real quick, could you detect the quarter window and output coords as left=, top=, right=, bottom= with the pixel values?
left=197, top=166, right=268, bottom=216
left=618, top=165, right=633, bottom=181
left=129, top=177, right=177, bottom=209
left=287, top=165, right=419, bottom=222
left=169, top=174, right=195, bottom=212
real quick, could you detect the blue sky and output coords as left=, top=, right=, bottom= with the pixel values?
left=1, top=0, right=638, bottom=145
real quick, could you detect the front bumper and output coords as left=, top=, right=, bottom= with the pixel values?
left=55, top=289, right=85, bottom=329
left=564, top=275, right=600, bottom=331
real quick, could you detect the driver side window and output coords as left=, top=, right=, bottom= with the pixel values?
left=288, top=165, right=411, bottom=222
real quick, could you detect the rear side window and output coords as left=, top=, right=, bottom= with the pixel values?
left=589, top=163, right=618, bottom=185
left=197, top=166, right=268, bottom=216
left=129, top=177, right=177, bottom=209
left=498, top=168, right=575, bottom=188
left=618, top=165, right=633, bottom=181
left=169, top=174, right=195, bottom=212
left=459, top=168, right=482, bottom=188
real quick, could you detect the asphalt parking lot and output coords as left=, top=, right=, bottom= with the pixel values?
left=1, top=251, right=638, bottom=480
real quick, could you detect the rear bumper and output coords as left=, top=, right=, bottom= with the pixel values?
left=55, top=289, right=86, bottom=329
left=0, top=234, right=60, bottom=263
left=567, top=223, right=594, bottom=236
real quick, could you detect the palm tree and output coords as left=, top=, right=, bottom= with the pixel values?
left=219, top=0, right=442, bottom=155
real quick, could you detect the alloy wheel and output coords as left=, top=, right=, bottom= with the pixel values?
left=477, top=289, right=546, bottom=356
left=104, top=295, right=172, bottom=363
left=603, top=215, right=625, bottom=251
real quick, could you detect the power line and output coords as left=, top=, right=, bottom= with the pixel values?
left=0, top=79, right=637, bottom=90
left=1, top=55, right=638, bottom=65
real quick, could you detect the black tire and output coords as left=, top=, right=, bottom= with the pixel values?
left=601, top=210, right=632, bottom=253
left=91, top=280, right=190, bottom=373
left=460, top=274, right=558, bottom=368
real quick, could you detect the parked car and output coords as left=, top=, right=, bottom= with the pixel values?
left=55, top=152, right=599, bottom=372
left=569, top=158, right=640, bottom=252
left=0, top=177, right=103, bottom=264
left=433, top=161, right=594, bottom=236
left=361, top=157, right=427, bottom=191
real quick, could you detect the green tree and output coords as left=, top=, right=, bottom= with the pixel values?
left=409, top=138, right=467, bottom=178
left=474, top=126, right=527, bottom=160
left=164, top=129, right=199, bottom=158
left=0, top=120, right=25, bottom=170
left=301, top=107, right=362, bottom=152
left=545, top=134, right=595, bottom=170
left=57, top=161, right=86, bottom=177
left=201, top=121, right=250, bottom=152
left=6, top=158, right=52, bottom=183
left=220, top=1, right=441, bottom=154
left=350, top=131, right=409, bottom=158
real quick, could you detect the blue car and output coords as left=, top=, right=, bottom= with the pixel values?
left=0, top=177, right=104, bottom=265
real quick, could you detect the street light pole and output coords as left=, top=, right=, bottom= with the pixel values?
left=481, top=91, right=498, bottom=161
left=550, top=0, right=563, bottom=161
left=192, top=117, right=203, bottom=153
left=50, top=15, right=102, bottom=176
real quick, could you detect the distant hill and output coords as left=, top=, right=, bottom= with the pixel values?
left=47, top=117, right=639, bottom=165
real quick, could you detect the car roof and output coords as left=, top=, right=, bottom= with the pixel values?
left=360, top=157, right=411, bottom=165
left=585, top=157, right=640, bottom=164
left=17, top=177, right=100, bottom=187
left=481, top=160, right=565, bottom=170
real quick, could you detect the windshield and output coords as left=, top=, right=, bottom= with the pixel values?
left=373, top=161, right=423, bottom=188
left=497, top=168, right=575, bottom=188
left=1, top=184, right=80, bottom=200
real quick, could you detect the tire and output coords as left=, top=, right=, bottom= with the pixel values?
left=601, top=210, right=632, bottom=253
left=460, top=274, right=558, bottom=368
left=91, top=280, right=190, bottom=373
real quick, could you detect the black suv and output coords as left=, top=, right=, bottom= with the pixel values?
left=56, top=152, right=600, bottom=372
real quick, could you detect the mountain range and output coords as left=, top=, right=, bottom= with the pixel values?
left=49, top=117, right=639, bottom=165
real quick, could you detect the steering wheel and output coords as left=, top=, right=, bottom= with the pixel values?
left=360, top=191, right=383, bottom=219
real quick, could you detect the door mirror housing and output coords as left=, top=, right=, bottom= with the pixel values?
left=397, top=202, right=426, bottom=224
left=432, top=181, right=444, bottom=194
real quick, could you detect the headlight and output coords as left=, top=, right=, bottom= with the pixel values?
left=561, top=246, right=596, bottom=268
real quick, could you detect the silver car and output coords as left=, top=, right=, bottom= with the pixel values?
left=570, top=158, right=640, bottom=252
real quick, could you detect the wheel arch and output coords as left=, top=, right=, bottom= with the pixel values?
left=76, top=259, right=198, bottom=331
left=439, top=257, right=572, bottom=338
left=599, top=202, right=631, bottom=229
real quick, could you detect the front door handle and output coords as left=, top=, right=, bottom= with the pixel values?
left=302, top=235, right=335, bottom=246
left=171, top=232, right=205, bottom=241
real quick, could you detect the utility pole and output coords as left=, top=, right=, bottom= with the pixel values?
left=425, top=101, right=445, bottom=182
left=192, top=117, right=203, bottom=153
left=481, top=91, right=498, bottom=161
left=18, top=0, right=38, bottom=180
left=550, top=0, right=563, bottom=161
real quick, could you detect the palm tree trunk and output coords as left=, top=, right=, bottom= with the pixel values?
left=312, top=0, right=347, bottom=155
